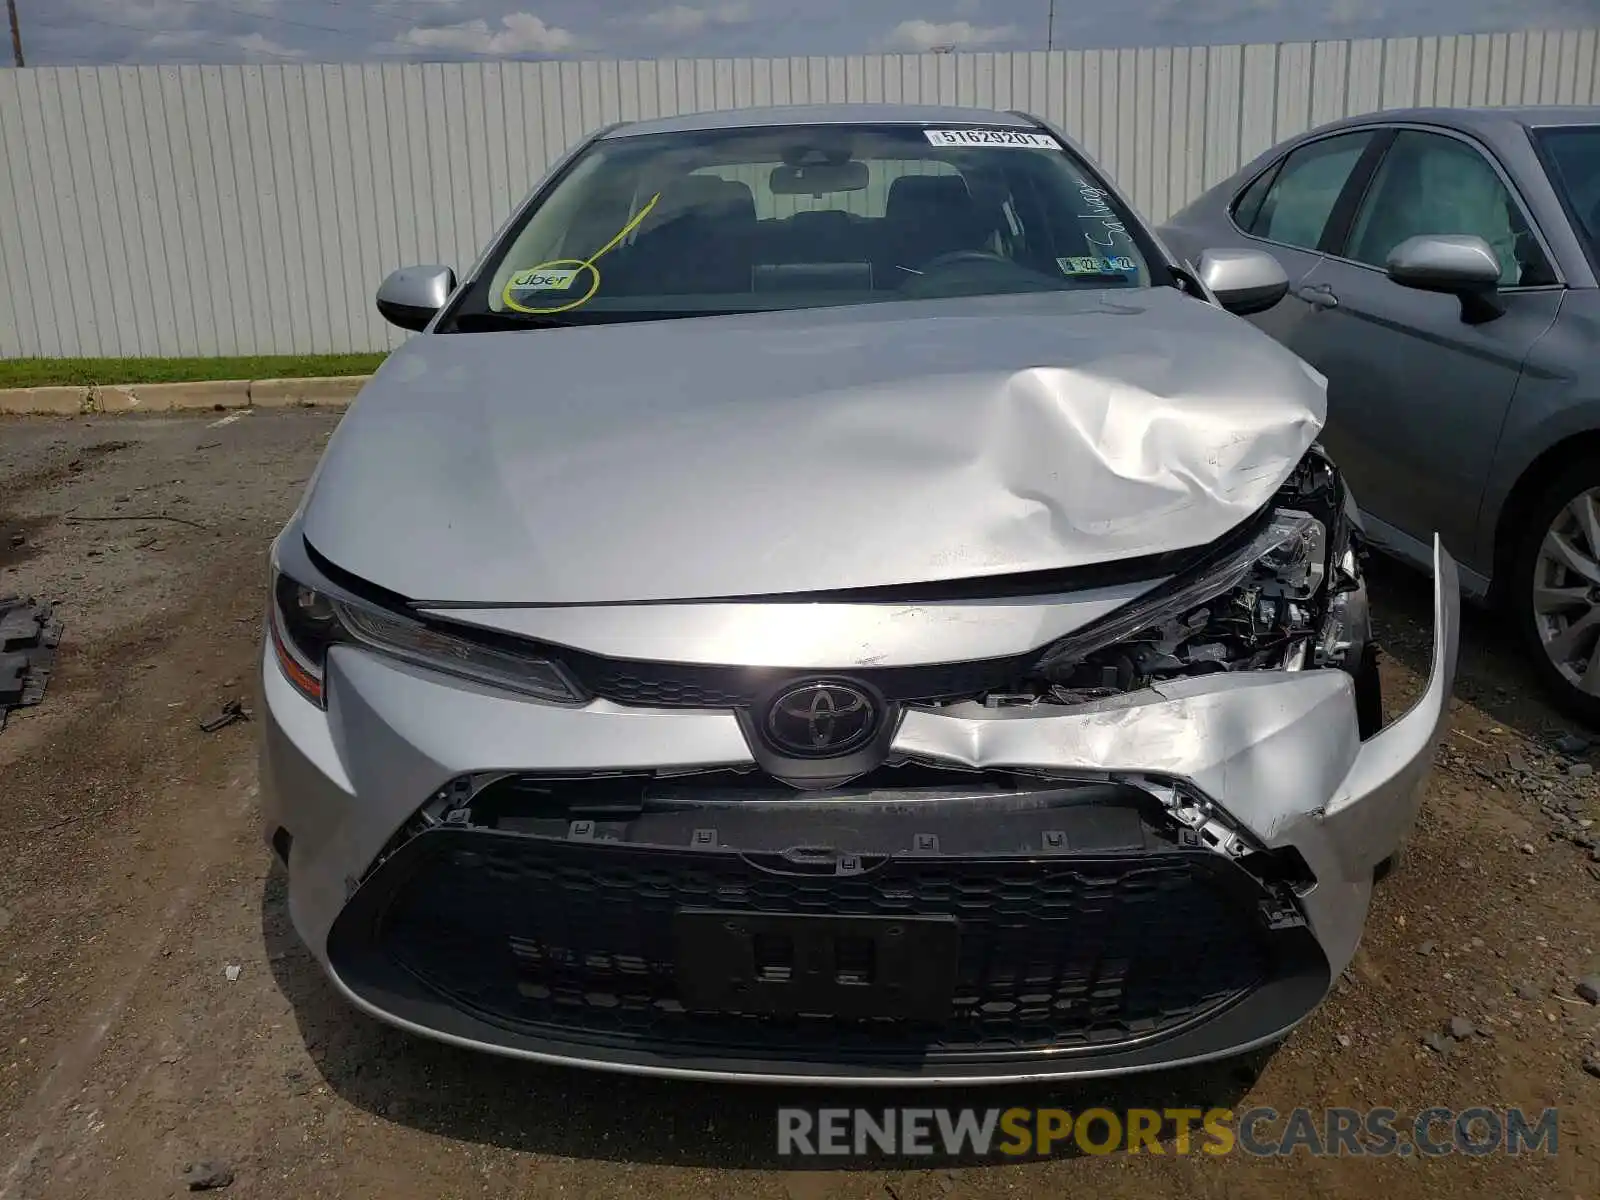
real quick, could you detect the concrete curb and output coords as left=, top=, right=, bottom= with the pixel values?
left=0, top=374, right=372, bottom=415
left=251, top=375, right=368, bottom=407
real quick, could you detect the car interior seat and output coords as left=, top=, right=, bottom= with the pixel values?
left=621, top=174, right=757, bottom=294
left=881, top=175, right=987, bottom=276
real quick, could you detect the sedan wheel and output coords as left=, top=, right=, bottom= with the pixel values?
left=1514, top=467, right=1600, bottom=726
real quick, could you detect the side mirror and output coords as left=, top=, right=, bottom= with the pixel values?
left=1385, top=234, right=1504, bottom=323
left=376, top=265, right=456, bottom=332
left=1196, top=248, right=1291, bottom=316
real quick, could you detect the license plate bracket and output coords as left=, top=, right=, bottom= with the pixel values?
left=673, top=910, right=959, bottom=1021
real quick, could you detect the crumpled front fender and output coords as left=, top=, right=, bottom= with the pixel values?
left=892, top=537, right=1461, bottom=975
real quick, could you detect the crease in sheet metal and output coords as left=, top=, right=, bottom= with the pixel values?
left=303, top=288, right=1325, bottom=605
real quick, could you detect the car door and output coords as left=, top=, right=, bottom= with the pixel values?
left=1220, top=129, right=1386, bottom=346
left=1285, top=128, right=1565, bottom=568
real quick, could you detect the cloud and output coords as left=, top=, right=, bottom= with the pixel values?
left=1147, top=0, right=1282, bottom=24
left=885, top=19, right=1018, bottom=51
left=370, top=0, right=464, bottom=14
left=634, top=3, right=752, bottom=35
left=1327, top=0, right=1383, bottom=24
left=141, top=26, right=305, bottom=61
left=397, top=11, right=577, bottom=55
left=79, top=0, right=188, bottom=19
left=234, top=32, right=308, bottom=59
left=143, top=30, right=206, bottom=51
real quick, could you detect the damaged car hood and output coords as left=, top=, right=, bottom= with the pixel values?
left=302, top=288, right=1326, bottom=604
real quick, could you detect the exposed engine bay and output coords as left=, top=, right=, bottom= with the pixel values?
left=972, top=446, right=1379, bottom=731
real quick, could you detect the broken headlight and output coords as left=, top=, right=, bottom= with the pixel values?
left=269, top=571, right=585, bottom=708
left=981, top=445, right=1372, bottom=709
left=1032, top=508, right=1331, bottom=684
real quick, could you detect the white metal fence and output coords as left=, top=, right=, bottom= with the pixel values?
left=1, top=29, right=1597, bottom=358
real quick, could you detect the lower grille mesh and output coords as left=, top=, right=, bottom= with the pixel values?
left=373, top=833, right=1275, bottom=1060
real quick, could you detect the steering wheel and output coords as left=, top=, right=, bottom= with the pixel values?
left=918, top=249, right=1011, bottom=272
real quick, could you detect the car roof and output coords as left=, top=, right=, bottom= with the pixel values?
left=599, top=103, right=1039, bottom=139
left=1307, top=105, right=1600, bottom=141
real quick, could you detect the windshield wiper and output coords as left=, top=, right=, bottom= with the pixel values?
left=449, top=312, right=592, bottom=332
left=448, top=309, right=744, bottom=333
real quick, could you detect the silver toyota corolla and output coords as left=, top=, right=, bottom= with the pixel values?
left=259, top=104, right=1460, bottom=1085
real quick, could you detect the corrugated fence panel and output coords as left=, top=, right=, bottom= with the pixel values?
left=20, top=69, right=78, bottom=355
left=1273, top=42, right=1310, bottom=142
left=0, top=70, right=30, bottom=357
left=65, top=69, right=121, bottom=356
left=1238, top=43, right=1277, bottom=168
left=1347, top=39, right=1384, bottom=116
left=0, top=28, right=1595, bottom=356
left=1204, top=44, right=1244, bottom=190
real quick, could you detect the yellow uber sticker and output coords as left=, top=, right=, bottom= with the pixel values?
left=510, top=268, right=580, bottom=291
left=501, top=191, right=662, bottom=316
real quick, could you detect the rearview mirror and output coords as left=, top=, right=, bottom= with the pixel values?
left=376, top=265, right=456, bottom=332
left=769, top=161, right=869, bottom=195
left=1196, top=248, right=1290, bottom=316
left=1385, top=234, right=1505, bottom=323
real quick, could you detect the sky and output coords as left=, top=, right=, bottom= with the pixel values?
left=15, top=0, right=1600, bottom=67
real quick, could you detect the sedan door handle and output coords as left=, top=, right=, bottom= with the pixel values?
left=1294, top=283, right=1339, bottom=309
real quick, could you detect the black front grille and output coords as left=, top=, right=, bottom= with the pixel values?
left=575, top=660, right=756, bottom=709
left=557, top=650, right=1028, bottom=709
left=339, top=828, right=1307, bottom=1063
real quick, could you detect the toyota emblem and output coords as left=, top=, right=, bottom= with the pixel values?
left=764, top=682, right=879, bottom=758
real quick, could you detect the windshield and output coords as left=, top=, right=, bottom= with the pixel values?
left=1536, top=124, right=1600, bottom=263
left=443, top=122, right=1156, bottom=329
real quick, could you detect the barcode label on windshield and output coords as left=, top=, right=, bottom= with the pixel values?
left=924, top=129, right=1061, bottom=149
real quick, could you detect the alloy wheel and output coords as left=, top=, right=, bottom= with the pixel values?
left=1531, top=485, right=1600, bottom=698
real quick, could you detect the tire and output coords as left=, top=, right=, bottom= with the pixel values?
left=1373, top=835, right=1407, bottom=883
left=1509, top=460, right=1600, bottom=728
left=1354, top=642, right=1403, bottom=879
left=1353, top=641, right=1384, bottom=740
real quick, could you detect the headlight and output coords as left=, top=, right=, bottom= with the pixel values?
left=1033, top=508, right=1327, bottom=675
left=268, top=572, right=585, bottom=708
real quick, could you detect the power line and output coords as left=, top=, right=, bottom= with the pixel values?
left=169, top=0, right=394, bottom=40
left=111, top=0, right=479, bottom=39
left=27, top=0, right=439, bottom=66
left=21, top=0, right=568, bottom=67
left=62, top=12, right=308, bottom=61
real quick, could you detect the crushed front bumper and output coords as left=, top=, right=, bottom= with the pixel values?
left=259, top=540, right=1460, bottom=1085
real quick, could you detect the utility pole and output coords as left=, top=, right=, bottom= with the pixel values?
left=1046, top=0, right=1055, bottom=51
left=6, top=0, right=22, bottom=68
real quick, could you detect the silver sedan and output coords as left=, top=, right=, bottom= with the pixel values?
left=1161, top=106, right=1600, bottom=723
left=259, top=104, right=1458, bottom=1084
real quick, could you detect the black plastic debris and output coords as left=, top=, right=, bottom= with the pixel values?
left=198, top=698, right=252, bottom=733
left=0, top=596, right=63, bottom=733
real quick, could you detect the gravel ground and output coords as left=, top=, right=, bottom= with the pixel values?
left=2, top=411, right=1599, bottom=1199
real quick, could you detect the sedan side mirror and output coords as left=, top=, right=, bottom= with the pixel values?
left=1196, top=248, right=1291, bottom=316
left=376, top=265, right=457, bottom=332
left=1385, top=234, right=1504, bottom=324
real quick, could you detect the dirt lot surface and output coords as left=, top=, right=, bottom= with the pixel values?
left=3, top=411, right=1600, bottom=1199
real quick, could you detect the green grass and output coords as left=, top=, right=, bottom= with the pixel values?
left=0, top=354, right=387, bottom=389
